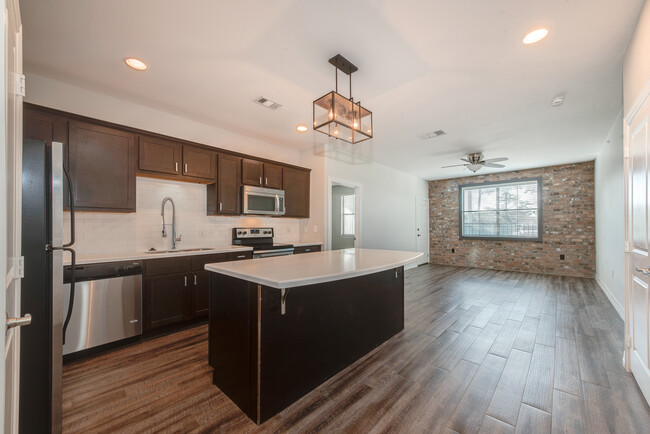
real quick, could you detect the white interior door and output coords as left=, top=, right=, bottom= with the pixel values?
left=416, top=197, right=429, bottom=264
left=2, top=0, right=23, bottom=431
left=626, top=89, right=650, bottom=405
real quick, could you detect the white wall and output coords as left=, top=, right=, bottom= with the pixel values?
left=331, top=185, right=355, bottom=250
left=324, top=157, right=428, bottom=253
left=595, top=111, right=625, bottom=318
left=623, top=0, right=650, bottom=115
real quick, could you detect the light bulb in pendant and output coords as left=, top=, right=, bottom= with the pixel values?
left=333, top=126, right=339, bottom=135
left=353, top=120, right=359, bottom=129
left=328, top=109, right=334, bottom=120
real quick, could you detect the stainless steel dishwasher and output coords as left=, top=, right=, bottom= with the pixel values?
left=63, top=260, right=143, bottom=355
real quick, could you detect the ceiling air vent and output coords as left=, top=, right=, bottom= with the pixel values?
left=418, top=130, right=446, bottom=140
left=255, top=96, right=282, bottom=110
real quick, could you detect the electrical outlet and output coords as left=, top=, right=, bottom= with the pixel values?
left=313, top=225, right=318, bottom=233
left=560, top=254, right=565, bottom=260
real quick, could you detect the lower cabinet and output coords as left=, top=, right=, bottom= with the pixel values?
left=293, top=245, right=322, bottom=254
left=144, top=251, right=253, bottom=331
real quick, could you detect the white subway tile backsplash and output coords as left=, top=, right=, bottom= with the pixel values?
left=64, top=177, right=300, bottom=256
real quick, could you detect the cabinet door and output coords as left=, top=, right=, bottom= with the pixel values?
left=191, top=271, right=210, bottom=318
left=139, top=135, right=181, bottom=176
left=283, top=167, right=310, bottom=218
left=183, top=146, right=216, bottom=180
left=264, top=163, right=283, bottom=189
left=216, top=154, right=241, bottom=214
left=242, top=158, right=263, bottom=186
left=69, top=121, right=137, bottom=211
left=145, top=273, right=190, bottom=329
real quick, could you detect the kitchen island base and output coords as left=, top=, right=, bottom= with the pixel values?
left=208, top=267, right=405, bottom=424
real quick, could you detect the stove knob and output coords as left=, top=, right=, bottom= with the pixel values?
left=237, top=231, right=242, bottom=235
left=242, top=231, right=247, bottom=235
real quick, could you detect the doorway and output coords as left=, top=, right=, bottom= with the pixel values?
left=328, top=179, right=361, bottom=251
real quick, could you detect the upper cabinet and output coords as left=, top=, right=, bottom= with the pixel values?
left=264, top=163, right=283, bottom=189
left=242, top=158, right=283, bottom=189
left=283, top=167, right=310, bottom=218
left=24, top=104, right=311, bottom=216
left=139, top=135, right=181, bottom=176
left=138, top=135, right=215, bottom=181
left=68, top=121, right=137, bottom=212
left=207, top=154, right=241, bottom=215
left=183, top=146, right=216, bottom=180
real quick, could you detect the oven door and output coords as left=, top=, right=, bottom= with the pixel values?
left=243, top=186, right=285, bottom=216
left=253, top=248, right=294, bottom=258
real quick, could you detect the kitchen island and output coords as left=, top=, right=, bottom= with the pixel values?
left=205, top=248, right=422, bottom=424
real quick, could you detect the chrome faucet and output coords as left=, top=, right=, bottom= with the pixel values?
left=161, top=197, right=182, bottom=249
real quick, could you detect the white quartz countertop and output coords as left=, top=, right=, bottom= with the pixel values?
left=63, top=246, right=253, bottom=265
left=291, top=241, right=324, bottom=247
left=204, top=248, right=423, bottom=289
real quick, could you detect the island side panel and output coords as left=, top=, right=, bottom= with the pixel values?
left=208, top=273, right=259, bottom=422
left=259, top=266, right=405, bottom=422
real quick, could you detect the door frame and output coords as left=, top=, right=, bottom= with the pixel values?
left=415, top=196, right=429, bottom=265
left=326, top=177, right=362, bottom=251
left=624, top=78, right=650, bottom=402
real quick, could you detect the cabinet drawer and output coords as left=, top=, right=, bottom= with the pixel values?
left=191, top=253, right=229, bottom=271
left=228, top=251, right=253, bottom=261
left=145, top=256, right=192, bottom=276
left=294, top=245, right=321, bottom=254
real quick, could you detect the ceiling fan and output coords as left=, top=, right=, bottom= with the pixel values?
left=442, top=153, right=508, bottom=173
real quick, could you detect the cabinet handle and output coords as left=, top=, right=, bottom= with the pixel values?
left=219, top=202, right=223, bottom=211
left=184, top=276, right=188, bottom=287
left=194, top=274, right=197, bottom=285
left=237, top=255, right=246, bottom=259
left=265, top=177, right=268, bottom=185
left=259, top=176, right=262, bottom=185
left=305, top=249, right=311, bottom=252
left=184, top=163, right=188, bottom=173
left=175, top=162, right=178, bottom=172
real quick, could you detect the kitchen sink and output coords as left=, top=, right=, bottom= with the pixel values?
left=144, top=248, right=217, bottom=254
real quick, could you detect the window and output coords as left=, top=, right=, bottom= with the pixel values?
left=341, top=194, right=355, bottom=236
left=459, top=178, right=542, bottom=241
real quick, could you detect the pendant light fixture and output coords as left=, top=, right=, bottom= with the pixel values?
left=313, top=54, right=373, bottom=144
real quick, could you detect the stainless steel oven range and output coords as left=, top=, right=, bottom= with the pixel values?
left=232, top=227, right=294, bottom=258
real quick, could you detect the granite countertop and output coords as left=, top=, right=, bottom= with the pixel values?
left=204, top=248, right=423, bottom=289
left=63, top=246, right=253, bottom=265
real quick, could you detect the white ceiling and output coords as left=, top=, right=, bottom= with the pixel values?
left=21, top=0, right=643, bottom=180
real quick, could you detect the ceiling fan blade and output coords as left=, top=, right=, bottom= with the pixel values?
left=460, top=158, right=471, bottom=163
left=483, top=157, right=508, bottom=163
left=484, top=163, right=505, bottom=168
left=441, top=164, right=469, bottom=168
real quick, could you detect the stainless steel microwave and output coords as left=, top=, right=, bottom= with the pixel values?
left=242, top=185, right=285, bottom=216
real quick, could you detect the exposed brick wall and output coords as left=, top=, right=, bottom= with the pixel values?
left=429, top=162, right=595, bottom=278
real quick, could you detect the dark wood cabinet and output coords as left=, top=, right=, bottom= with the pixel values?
left=264, top=163, right=283, bottom=189
left=138, top=135, right=181, bottom=176
left=208, top=154, right=241, bottom=215
left=68, top=121, right=137, bottom=212
left=283, top=167, right=311, bottom=218
left=294, top=245, right=322, bottom=254
left=242, top=159, right=283, bottom=189
left=144, top=251, right=253, bottom=330
left=242, top=158, right=263, bottom=186
left=145, top=273, right=189, bottom=329
left=183, top=146, right=216, bottom=180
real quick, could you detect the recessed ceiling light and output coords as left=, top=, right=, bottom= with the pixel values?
left=296, top=125, right=308, bottom=133
left=124, top=57, right=147, bottom=71
left=551, top=95, right=565, bottom=107
left=523, top=28, right=549, bottom=45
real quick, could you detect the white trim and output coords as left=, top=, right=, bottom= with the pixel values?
left=594, top=274, right=624, bottom=320
left=327, top=177, right=362, bottom=251
left=625, top=78, right=650, bottom=125
left=415, top=196, right=429, bottom=265
left=630, top=348, right=650, bottom=406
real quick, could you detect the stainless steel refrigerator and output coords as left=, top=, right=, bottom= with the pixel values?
left=21, top=139, right=74, bottom=434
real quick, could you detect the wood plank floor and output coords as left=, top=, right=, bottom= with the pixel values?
left=62, top=265, right=650, bottom=433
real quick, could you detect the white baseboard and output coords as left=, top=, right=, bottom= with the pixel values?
left=594, top=274, right=624, bottom=320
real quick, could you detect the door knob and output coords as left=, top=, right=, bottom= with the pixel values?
left=636, top=267, right=650, bottom=276
left=6, top=313, right=32, bottom=330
